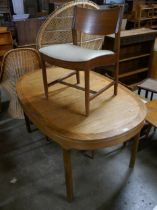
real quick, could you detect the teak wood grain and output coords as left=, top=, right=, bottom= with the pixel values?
left=17, top=67, right=147, bottom=149
left=16, top=67, right=147, bottom=201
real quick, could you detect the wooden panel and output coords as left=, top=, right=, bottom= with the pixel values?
left=0, top=30, right=13, bottom=68
left=0, top=27, right=7, bottom=33
left=0, top=31, right=12, bottom=45
left=150, top=38, right=157, bottom=79
left=0, top=44, right=13, bottom=56
left=119, top=41, right=153, bottom=59
left=15, top=18, right=45, bottom=46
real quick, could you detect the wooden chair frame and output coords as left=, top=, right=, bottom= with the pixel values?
left=40, top=2, right=124, bottom=116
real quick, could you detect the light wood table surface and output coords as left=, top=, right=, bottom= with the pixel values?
left=16, top=67, right=147, bottom=201
left=146, top=99, right=157, bottom=127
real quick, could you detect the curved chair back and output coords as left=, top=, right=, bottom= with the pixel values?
left=73, top=6, right=123, bottom=35
left=36, top=0, right=104, bottom=50
left=0, top=48, right=41, bottom=119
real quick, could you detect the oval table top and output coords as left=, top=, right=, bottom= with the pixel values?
left=16, top=67, right=147, bottom=150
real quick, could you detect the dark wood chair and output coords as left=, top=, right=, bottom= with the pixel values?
left=39, top=5, right=124, bottom=116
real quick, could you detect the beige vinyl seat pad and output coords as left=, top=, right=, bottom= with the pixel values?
left=39, top=43, right=114, bottom=62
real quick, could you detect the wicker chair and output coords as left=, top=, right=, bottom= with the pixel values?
left=36, top=0, right=104, bottom=50
left=0, top=48, right=41, bottom=119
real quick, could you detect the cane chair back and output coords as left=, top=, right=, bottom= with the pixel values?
left=36, top=0, right=104, bottom=50
left=0, top=48, right=41, bottom=118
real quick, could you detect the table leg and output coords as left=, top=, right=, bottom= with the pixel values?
left=63, top=149, right=74, bottom=202
left=129, top=132, right=140, bottom=168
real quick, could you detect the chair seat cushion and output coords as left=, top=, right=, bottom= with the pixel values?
left=138, top=78, right=157, bottom=93
left=39, top=44, right=114, bottom=62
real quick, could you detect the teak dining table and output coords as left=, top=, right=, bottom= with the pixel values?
left=16, top=67, right=147, bottom=201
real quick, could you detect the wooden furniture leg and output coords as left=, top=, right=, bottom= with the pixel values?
left=114, top=62, right=119, bottom=95
left=145, top=90, right=148, bottom=98
left=150, top=92, right=154, bottom=101
left=76, top=70, right=80, bottom=84
left=63, top=149, right=74, bottom=202
left=129, top=132, right=140, bottom=168
left=85, top=70, right=90, bottom=116
left=138, top=87, right=141, bottom=95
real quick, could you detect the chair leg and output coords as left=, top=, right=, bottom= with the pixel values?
left=145, top=90, right=148, bottom=98
left=150, top=92, right=154, bottom=101
left=138, top=87, right=141, bottom=95
left=76, top=71, right=80, bottom=84
left=41, top=58, right=48, bottom=98
left=85, top=70, right=90, bottom=116
left=114, top=62, right=119, bottom=95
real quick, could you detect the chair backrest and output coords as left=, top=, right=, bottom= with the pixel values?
left=36, top=0, right=104, bottom=50
left=0, top=48, right=41, bottom=82
left=0, top=48, right=41, bottom=119
left=72, top=5, right=124, bottom=53
left=72, top=5, right=124, bottom=37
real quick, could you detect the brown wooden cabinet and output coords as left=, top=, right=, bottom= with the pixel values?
left=0, top=28, right=13, bottom=67
left=104, top=28, right=157, bottom=88
left=15, top=17, right=46, bottom=46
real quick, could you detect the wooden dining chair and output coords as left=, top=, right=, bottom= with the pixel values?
left=39, top=4, right=124, bottom=116
left=0, top=48, right=41, bottom=119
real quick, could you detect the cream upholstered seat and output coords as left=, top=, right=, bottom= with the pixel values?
left=39, top=44, right=114, bottom=62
